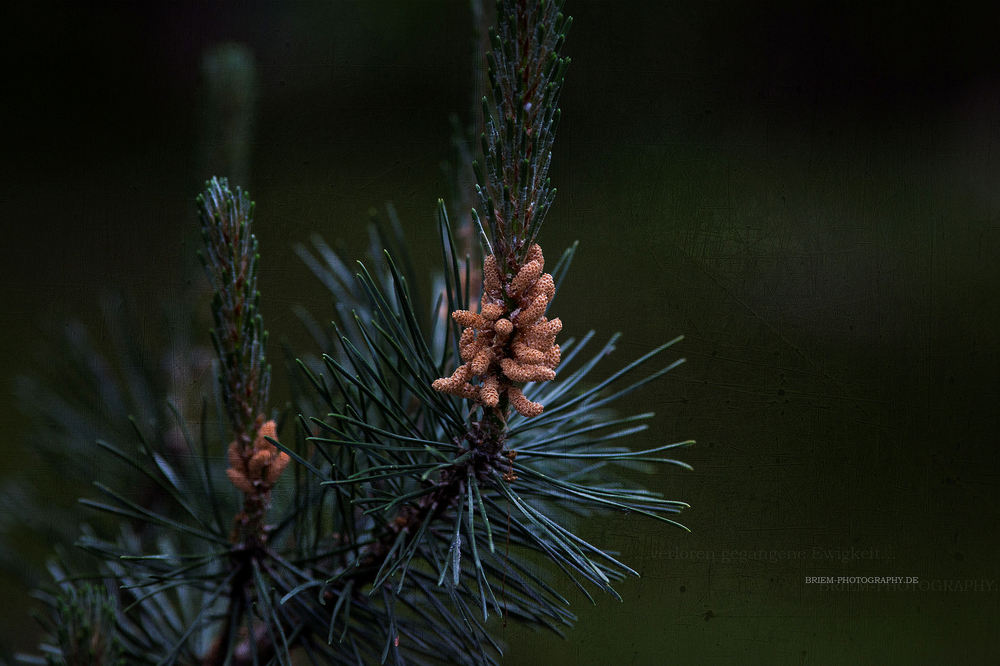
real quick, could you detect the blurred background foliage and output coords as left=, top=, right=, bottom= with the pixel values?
left=2, top=1, right=998, bottom=663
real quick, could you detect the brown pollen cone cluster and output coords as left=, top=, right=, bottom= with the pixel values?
left=432, top=243, right=561, bottom=417
left=226, top=419, right=290, bottom=494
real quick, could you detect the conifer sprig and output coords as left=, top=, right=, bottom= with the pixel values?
left=474, top=0, right=570, bottom=268
left=20, top=3, right=692, bottom=664
left=197, top=177, right=270, bottom=450
left=297, top=212, right=689, bottom=660
left=29, top=580, right=125, bottom=666
left=197, top=177, right=288, bottom=552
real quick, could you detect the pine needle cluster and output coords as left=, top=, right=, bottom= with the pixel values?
left=18, top=2, right=692, bottom=664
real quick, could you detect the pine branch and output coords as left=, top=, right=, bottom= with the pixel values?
left=22, top=3, right=692, bottom=664
left=474, top=0, right=570, bottom=268
left=197, top=177, right=270, bottom=452
left=196, top=177, right=291, bottom=553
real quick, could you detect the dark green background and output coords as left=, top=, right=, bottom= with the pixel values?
left=2, top=2, right=998, bottom=663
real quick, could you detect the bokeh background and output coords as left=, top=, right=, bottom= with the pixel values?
left=2, top=1, right=999, bottom=663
